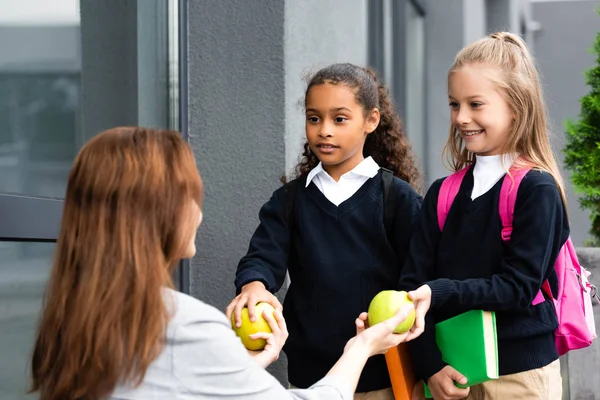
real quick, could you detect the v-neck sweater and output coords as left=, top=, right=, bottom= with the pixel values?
left=399, top=166, right=569, bottom=381
left=235, top=170, right=422, bottom=392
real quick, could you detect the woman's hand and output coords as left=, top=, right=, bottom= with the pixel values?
left=247, top=308, right=288, bottom=368
left=348, top=304, right=416, bottom=357
left=324, top=303, right=421, bottom=394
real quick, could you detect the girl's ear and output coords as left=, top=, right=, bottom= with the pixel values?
left=365, top=108, right=381, bottom=134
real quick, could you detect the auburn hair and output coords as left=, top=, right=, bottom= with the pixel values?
left=30, top=127, right=202, bottom=400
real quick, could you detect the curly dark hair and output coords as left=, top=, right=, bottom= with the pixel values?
left=287, top=63, right=422, bottom=192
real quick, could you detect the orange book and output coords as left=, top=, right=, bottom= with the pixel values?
left=385, top=343, right=416, bottom=400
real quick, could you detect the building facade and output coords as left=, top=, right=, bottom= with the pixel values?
left=0, top=0, right=598, bottom=397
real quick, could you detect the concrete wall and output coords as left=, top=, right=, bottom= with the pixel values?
left=284, top=0, right=367, bottom=176
left=424, top=0, right=487, bottom=184
left=186, top=0, right=287, bottom=382
left=531, top=0, right=600, bottom=246
left=186, top=0, right=285, bottom=305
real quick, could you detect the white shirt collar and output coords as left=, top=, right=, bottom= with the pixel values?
left=471, top=153, right=519, bottom=199
left=305, top=156, right=380, bottom=187
left=473, top=153, right=519, bottom=173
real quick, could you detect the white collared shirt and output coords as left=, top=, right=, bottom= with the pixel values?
left=305, top=157, right=380, bottom=206
left=471, top=154, right=519, bottom=200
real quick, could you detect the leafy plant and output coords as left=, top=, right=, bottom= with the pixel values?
left=564, top=11, right=600, bottom=247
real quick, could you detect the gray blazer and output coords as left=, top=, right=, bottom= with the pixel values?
left=110, top=289, right=352, bottom=399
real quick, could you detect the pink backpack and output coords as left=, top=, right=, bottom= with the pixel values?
left=437, top=165, right=598, bottom=355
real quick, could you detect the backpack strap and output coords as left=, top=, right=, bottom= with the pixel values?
left=284, top=177, right=301, bottom=231
left=498, top=167, right=530, bottom=241
left=498, top=167, right=549, bottom=304
left=437, top=166, right=470, bottom=231
left=381, top=168, right=396, bottom=238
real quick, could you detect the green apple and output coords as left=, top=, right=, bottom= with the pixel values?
left=231, top=302, right=275, bottom=350
left=367, top=290, right=415, bottom=333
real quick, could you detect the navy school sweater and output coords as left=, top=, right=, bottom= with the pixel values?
left=399, top=167, right=568, bottom=382
left=235, top=170, right=422, bottom=392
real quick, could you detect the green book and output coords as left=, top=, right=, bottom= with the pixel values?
left=424, top=310, right=498, bottom=398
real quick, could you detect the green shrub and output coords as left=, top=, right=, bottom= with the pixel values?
left=564, top=11, right=600, bottom=246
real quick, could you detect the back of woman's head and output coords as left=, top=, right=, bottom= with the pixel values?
left=444, top=32, right=566, bottom=202
left=31, top=127, right=202, bottom=400
left=292, top=63, right=421, bottom=192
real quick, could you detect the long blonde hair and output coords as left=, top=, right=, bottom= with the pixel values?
left=30, top=127, right=203, bottom=400
left=442, top=31, right=567, bottom=205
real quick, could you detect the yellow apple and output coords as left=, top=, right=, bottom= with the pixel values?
left=367, top=290, right=415, bottom=334
left=231, top=302, right=276, bottom=350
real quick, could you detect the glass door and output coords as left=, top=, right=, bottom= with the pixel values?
left=0, top=0, right=181, bottom=397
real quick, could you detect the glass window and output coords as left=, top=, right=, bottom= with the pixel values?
left=0, top=0, right=181, bottom=398
left=0, top=73, right=80, bottom=198
left=0, top=242, right=53, bottom=400
left=0, top=1, right=81, bottom=199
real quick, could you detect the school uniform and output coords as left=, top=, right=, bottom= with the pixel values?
left=400, top=155, right=566, bottom=399
left=235, top=157, right=422, bottom=396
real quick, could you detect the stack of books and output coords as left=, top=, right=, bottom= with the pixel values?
left=385, top=310, right=498, bottom=399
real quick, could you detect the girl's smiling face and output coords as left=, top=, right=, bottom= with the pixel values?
left=448, top=63, right=515, bottom=156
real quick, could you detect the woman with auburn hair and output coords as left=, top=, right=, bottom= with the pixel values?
left=30, top=127, right=419, bottom=400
